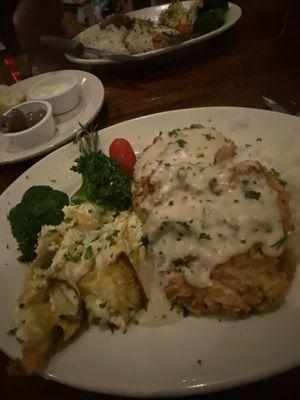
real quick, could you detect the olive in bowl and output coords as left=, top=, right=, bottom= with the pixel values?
left=0, top=100, right=55, bottom=149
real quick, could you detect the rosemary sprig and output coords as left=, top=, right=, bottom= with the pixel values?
left=73, top=123, right=100, bottom=155
left=271, top=234, right=289, bottom=249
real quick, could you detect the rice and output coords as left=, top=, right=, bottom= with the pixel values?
left=82, top=24, right=130, bottom=55
left=125, top=23, right=155, bottom=54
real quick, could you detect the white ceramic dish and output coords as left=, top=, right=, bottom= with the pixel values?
left=66, top=1, right=242, bottom=66
left=0, top=70, right=104, bottom=164
left=1, top=107, right=300, bottom=397
left=27, top=74, right=80, bottom=115
left=2, top=100, right=55, bottom=149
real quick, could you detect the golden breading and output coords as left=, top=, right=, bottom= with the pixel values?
left=165, top=245, right=295, bottom=317
left=165, top=163, right=295, bottom=316
left=133, top=125, right=295, bottom=317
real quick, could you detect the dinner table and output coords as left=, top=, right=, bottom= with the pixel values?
left=1, top=0, right=300, bottom=399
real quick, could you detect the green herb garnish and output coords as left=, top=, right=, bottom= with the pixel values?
left=197, top=153, right=205, bottom=158
left=140, top=235, right=150, bottom=248
left=199, top=232, right=211, bottom=240
left=7, top=328, right=17, bottom=336
left=99, top=301, right=108, bottom=309
left=271, top=235, right=288, bottom=249
left=168, top=129, right=180, bottom=138
left=270, top=168, right=287, bottom=187
left=91, top=317, right=101, bottom=325
left=176, top=221, right=191, bottom=231
left=244, top=190, right=261, bottom=200
left=107, top=229, right=120, bottom=247
left=202, top=133, right=215, bottom=141
left=84, top=245, right=93, bottom=260
left=176, top=139, right=187, bottom=148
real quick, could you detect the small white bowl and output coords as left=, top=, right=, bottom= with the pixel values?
left=2, top=100, right=56, bottom=149
left=27, top=73, right=80, bottom=115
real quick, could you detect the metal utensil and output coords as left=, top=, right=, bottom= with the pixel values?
left=262, top=96, right=300, bottom=116
left=40, top=35, right=135, bottom=62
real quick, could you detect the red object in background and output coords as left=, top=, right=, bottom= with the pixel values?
left=3, top=57, right=21, bottom=82
left=109, top=138, right=137, bottom=177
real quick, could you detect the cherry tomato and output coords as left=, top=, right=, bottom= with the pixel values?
left=109, top=138, right=137, bottom=177
left=175, top=23, right=190, bottom=36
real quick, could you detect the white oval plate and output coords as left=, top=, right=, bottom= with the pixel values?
left=1, top=107, right=300, bottom=397
left=66, top=1, right=242, bottom=66
left=0, top=70, right=104, bottom=164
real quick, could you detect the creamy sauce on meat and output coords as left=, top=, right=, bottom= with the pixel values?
left=135, top=251, right=183, bottom=326
left=134, top=126, right=232, bottom=182
left=134, top=128, right=287, bottom=289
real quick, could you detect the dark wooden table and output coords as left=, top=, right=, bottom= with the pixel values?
left=1, top=0, right=300, bottom=398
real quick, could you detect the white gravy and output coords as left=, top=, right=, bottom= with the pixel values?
left=134, top=127, right=286, bottom=289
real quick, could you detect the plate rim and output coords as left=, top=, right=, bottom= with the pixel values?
left=66, top=1, right=242, bottom=65
left=0, top=70, right=105, bottom=165
left=1, top=106, right=300, bottom=397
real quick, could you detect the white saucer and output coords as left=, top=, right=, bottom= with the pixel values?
left=0, top=70, right=104, bottom=164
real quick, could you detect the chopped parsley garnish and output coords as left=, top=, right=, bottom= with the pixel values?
left=176, top=221, right=191, bottom=231
left=241, top=179, right=249, bottom=185
left=41, top=259, right=52, bottom=270
left=84, top=245, right=93, bottom=260
left=168, top=129, right=180, bottom=137
left=176, top=139, right=187, bottom=148
left=203, top=133, right=215, bottom=141
left=256, top=137, right=262, bottom=142
left=7, top=328, right=17, bottom=336
left=140, top=235, right=149, bottom=248
left=169, top=200, right=174, bottom=206
left=99, top=301, right=108, bottom=309
left=107, top=229, right=120, bottom=247
left=199, top=232, right=211, bottom=240
left=91, top=235, right=100, bottom=243
left=245, top=144, right=252, bottom=148
left=91, top=317, right=101, bottom=325
left=270, top=168, right=287, bottom=187
left=240, top=239, right=247, bottom=244
left=244, top=190, right=261, bottom=200
left=197, top=153, right=205, bottom=158
left=271, top=235, right=288, bottom=249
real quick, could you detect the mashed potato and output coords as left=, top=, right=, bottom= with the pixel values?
left=10, top=203, right=146, bottom=375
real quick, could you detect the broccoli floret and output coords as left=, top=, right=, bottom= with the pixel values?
left=71, top=152, right=131, bottom=211
left=8, top=186, right=69, bottom=262
left=193, top=8, right=226, bottom=36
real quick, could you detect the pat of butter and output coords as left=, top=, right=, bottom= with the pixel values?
left=34, top=83, right=70, bottom=97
